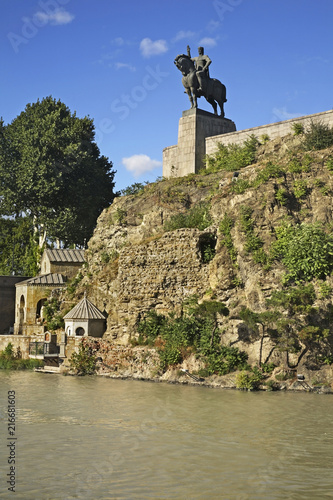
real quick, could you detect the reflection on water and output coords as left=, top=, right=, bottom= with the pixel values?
left=0, top=371, right=333, bottom=499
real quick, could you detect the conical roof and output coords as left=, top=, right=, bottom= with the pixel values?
left=63, top=296, right=106, bottom=320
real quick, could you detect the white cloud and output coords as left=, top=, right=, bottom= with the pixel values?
left=35, top=8, right=75, bottom=26
left=198, top=37, right=218, bottom=48
left=272, top=107, right=302, bottom=121
left=140, top=38, right=168, bottom=58
left=115, top=62, right=136, bottom=72
left=172, top=30, right=196, bottom=43
left=122, top=154, right=162, bottom=177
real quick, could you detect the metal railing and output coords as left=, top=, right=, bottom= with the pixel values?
left=29, top=342, right=59, bottom=356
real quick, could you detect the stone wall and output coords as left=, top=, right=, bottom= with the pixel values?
left=102, top=228, right=214, bottom=342
left=206, top=109, right=333, bottom=155
left=0, top=335, right=30, bottom=358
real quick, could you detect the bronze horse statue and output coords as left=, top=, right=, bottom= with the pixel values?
left=174, top=54, right=227, bottom=117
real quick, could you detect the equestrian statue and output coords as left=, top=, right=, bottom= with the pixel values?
left=174, top=45, right=227, bottom=117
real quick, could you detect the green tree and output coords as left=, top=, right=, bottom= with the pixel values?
left=0, top=97, right=116, bottom=247
left=0, top=216, right=40, bottom=275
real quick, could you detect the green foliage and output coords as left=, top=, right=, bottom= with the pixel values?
left=219, top=214, right=238, bottom=266
left=260, top=134, right=270, bottom=144
left=293, top=179, right=308, bottom=199
left=43, top=298, right=64, bottom=330
left=326, top=157, right=333, bottom=172
left=67, top=272, right=83, bottom=297
left=205, top=135, right=258, bottom=173
left=230, top=178, right=251, bottom=194
left=292, top=122, right=304, bottom=136
left=0, top=96, right=116, bottom=246
left=69, top=341, right=97, bottom=375
left=236, top=368, right=263, bottom=390
left=0, top=343, right=43, bottom=370
left=275, top=188, right=287, bottom=206
left=164, top=202, right=212, bottom=231
left=120, top=182, right=148, bottom=196
left=0, top=216, right=41, bottom=276
left=261, top=362, right=276, bottom=374
left=273, top=223, right=333, bottom=282
left=318, top=281, right=332, bottom=298
left=267, top=284, right=316, bottom=314
left=136, top=299, right=247, bottom=375
left=114, top=207, right=127, bottom=225
left=302, top=120, right=333, bottom=151
left=253, top=161, right=285, bottom=187
left=239, top=206, right=269, bottom=266
left=202, top=244, right=216, bottom=263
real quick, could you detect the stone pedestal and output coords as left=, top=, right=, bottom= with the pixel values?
left=163, top=109, right=236, bottom=178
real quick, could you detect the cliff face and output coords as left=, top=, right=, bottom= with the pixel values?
left=65, top=133, right=333, bottom=380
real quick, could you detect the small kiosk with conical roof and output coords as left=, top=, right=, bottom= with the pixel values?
left=63, top=294, right=106, bottom=338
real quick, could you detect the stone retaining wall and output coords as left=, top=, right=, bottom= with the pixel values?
left=205, top=109, right=333, bottom=155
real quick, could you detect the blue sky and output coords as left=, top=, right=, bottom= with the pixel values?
left=1, top=0, right=332, bottom=191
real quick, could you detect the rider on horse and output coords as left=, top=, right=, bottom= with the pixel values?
left=187, top=45, right=212, bottom=94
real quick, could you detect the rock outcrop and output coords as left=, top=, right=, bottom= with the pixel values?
left=62, top=133, right=333, bottom=383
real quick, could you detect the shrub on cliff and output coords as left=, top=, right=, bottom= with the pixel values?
left=70, top=341, right=97, bottom=375
left=302, top=120, right=333, bottom=151
left=273, top=222, right=333, bottom=283
left=137, top=299, right=248, bottom=375
left=205, top=134, right=258, bottom=173
left=164, top=202, right=213, bottom=231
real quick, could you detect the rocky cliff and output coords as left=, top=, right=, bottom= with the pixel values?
left=62, top=132, right=333, bottom=387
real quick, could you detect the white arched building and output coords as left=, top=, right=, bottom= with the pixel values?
left=63, top=295, right=106, bottom=338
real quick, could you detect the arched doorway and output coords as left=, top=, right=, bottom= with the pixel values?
left=36, top=298, right=47, bottom=324
left=18, top=295, right=25, bottom=334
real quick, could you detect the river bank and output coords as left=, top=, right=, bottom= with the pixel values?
left=56, top=339, right=333, bottom=393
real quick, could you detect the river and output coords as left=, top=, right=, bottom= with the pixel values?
left=0, top=371, right=332, bottom=500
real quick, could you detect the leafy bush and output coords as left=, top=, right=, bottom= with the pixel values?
left=230, top=178, right=251, bottom=194
left=70, top=341, right=97, bottom=375
left=236, top=368, right=263, bottom=390
left=273, top=223, right=333, bottom=282
left=205, top=135, right=258, bottom=173
left=293, top=179, right=308, bottom=199
left=267, top=284, right=316, bottom=314
left=292, top=122, right=304, bottom=136
left=275, top=188, right=287, bottom=206
left=164, top=202, right=212, bottom=231
left=302, top=120, right=333, bottom=151
left=253, top=161, right=285, bottom=187
left=136, top=299, right=248, bottom=375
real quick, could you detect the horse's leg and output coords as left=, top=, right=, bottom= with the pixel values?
left=220, top=101, right=225, bottom=118
left=190, top=88, right=197, bottom=108
left=185, top=88, right=194, bottom=108
left=206, top=97, right=217, bottom=115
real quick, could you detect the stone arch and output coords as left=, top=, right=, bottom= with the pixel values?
left=18, top=295, right=25, bottom=334
left=36, top=298, right=47, bottom=323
